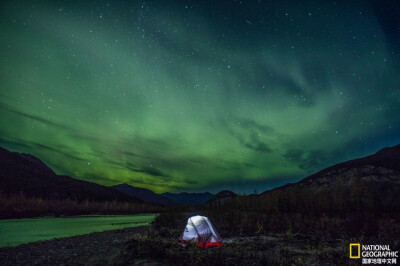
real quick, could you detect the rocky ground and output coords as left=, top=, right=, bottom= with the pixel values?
left=114, top=231, right=347, bottom=265
left=0, top=225, right=352, bottom=265
left=0, top=226, right=149, bottom=266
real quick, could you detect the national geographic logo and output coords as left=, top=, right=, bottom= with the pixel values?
left=350, top=243, right=398, bottom=264
left=350, top=243, right=361, bottom=258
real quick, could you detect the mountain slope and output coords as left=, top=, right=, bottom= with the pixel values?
left=111, top=183, right=174, bottom=205
left=275, top=144, right=400, bottom=192
left=260, top=144, right=400, bottom=211
left=0, top=147, right=142, bottom=203
left=161, top=192, right=213, bottom=205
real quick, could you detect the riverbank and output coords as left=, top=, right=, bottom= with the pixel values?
left=0, top=192, right=162, bottom=220
left=0, top=226, right=149, bottom=266
left=0, top=214, right=157, bottom=247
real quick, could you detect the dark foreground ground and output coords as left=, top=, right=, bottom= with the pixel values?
left=0, top=226, right=149, bottom=266
left=0, top=226, right=349, bottom=266
left=116, top=232, right=347, bottom=266
left=2, top=212, right=398, bottom=266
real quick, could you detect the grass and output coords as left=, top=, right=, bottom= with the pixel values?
left=115, top=209, right=400, bottom=265
left=119, top=215, right=321, bottom=265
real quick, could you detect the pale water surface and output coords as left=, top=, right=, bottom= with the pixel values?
left=0, top=214, right=156, bottom=247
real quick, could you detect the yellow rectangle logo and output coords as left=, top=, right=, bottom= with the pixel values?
left=350, top=243, right=360, bottom=258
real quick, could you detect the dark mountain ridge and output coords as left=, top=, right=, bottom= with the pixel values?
left=258, top=144, right=400, bottom=212
left=161, top=191, right=213, bottom=205
left=265, top=144, right=400, bottom=193
left=206, top=190, right=236, bottom=205
left=111, top=183, right=174, bottom=205
left=0, top=147, right=142, bottom=203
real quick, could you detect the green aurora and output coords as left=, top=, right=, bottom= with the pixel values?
left=1, top=0, right=399, bottom=193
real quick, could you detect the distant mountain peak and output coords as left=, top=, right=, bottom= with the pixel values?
left=111, top=183, right=174, bottom=205
left=206, top=190, right=236, bottom=205
left=161, top=191, right=213, bottom=205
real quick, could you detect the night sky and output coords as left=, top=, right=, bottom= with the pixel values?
left=1, top=0, right=399, bottom=193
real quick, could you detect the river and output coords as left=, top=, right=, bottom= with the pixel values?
left=0, top=213, right=157, bottom=247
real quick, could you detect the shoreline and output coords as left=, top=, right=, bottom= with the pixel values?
left=0, top=225, right=150, bottom=266
left=0, top=212, right=158, bottom=221
left=0, top=211, right=159, bottom=221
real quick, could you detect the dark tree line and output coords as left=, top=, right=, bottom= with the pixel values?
left=202, top=176, right=400, bottom=240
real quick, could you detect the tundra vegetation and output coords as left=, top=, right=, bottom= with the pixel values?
left=116, top=182, right=400, bottom=265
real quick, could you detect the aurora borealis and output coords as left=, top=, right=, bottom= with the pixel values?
left=0, top=0, right=399, bottom=193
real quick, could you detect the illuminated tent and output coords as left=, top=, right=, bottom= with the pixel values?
left=179, top=215, right=222, bottom=248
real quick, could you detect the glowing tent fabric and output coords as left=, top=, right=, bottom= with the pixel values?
left=179, top=215, right=222, bottom=248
